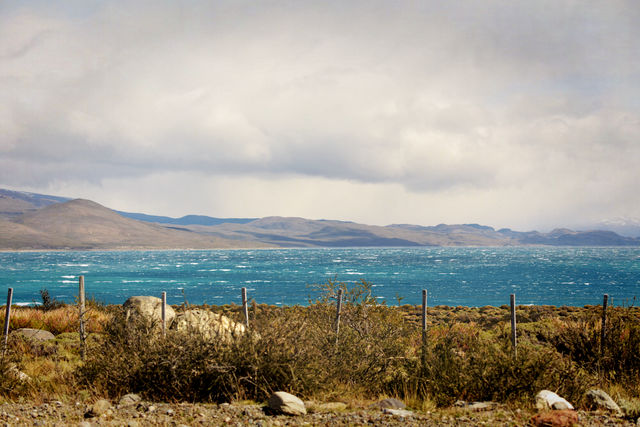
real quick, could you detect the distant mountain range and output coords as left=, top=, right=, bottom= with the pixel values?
left=1, top=188, right=639, bottom=250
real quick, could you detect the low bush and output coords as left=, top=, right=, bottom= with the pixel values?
left=79, top=280, right=415, bottom=402
left=412, top=322, right=594, bottom=406
left=78, top=308, right=327, bottom=402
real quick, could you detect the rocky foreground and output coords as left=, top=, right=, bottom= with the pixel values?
left=0, top=396, right=638, bottom=427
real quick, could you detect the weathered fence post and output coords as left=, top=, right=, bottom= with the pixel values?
left=600, top=294, right=608, bottom=359
left=510, top=293, right=517, bottom=358
left=78, top=276, right=86, bottom=360
left=421, top=289, right=428, bottom=346
left=161, top=291, right=167, bottom=338
left=241, top=287, right=249, bottom=329
left=334, top=288, right=343, bottom=344
left=3, top=288, right=13, bottom=356
left=421, top=289, right=428, bottom=369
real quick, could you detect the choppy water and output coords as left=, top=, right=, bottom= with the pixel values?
left=1, top=247, right=639, bottom=307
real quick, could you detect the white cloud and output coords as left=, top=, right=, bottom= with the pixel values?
left=1, top=1, right=639, bottom=229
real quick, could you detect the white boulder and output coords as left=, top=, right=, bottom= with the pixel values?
left=123, top=296, right=175, bottom=326
left=268, top=391, right=307, bottom=415
left=535, top=390, right=574, bottom=411
left=171, top=309, right=246, bottom=341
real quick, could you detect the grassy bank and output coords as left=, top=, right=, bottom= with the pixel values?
left=1, top=280, right=639, bottom=417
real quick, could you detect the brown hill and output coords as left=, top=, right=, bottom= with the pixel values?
left=184, top=216, right=520, bottom=247
left=1, top=189, right=638, bottom=249
left=0, top=188, right=69, bottom=219
left=0, top=199, right=267, bottom=250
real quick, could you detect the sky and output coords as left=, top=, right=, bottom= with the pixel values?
left=1, top=1, right=639, bottom=231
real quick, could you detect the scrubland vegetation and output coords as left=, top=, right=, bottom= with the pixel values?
left=1, top=280, right=639, bottom=418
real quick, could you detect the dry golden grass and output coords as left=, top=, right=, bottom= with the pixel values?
left=3, top=305, right=111, bottom=335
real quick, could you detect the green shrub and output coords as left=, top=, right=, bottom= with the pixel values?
left=410, top=322, right=595, bottom=406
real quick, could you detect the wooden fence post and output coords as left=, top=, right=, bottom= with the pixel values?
left=334, top=288, right=343, bottom=344
left=3, top=288, right=13, bottom=356
left=510, top=293, right=517, bottom=358
left=421, top=289, right=428, bottom=370
left=161, top=291, right=167, bottom=338
left=421, top=289, right=428, bottom=346
left=79, top=276, right=86, bottom=360
left=600, top=294, right=608, bottom=359
left=242, top=287, right=249, bottom=329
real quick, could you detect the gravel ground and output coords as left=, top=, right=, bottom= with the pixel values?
left=1, top=400, right=638, bottom=426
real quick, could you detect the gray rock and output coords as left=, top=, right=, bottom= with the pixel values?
left=119, top=393, right=141, bottom=406
left=383, top=408, right=414, bottom=417
left=11, top=328, right=55, bottom=342
left=454, top=400, right=497, bottom=411
left=123, top=296, right=176, bottom=326
left=375, top=398, right=406, bottom=409
left=267, top=391, right=307, bottom=415
left=535, top=390, right=574, bottom=411
left=586, top=389, right=623, bottom=415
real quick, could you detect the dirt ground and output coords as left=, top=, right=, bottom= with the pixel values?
left=0, top=399, right=638, bottom=426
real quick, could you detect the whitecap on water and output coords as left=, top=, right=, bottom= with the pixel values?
left=15, top=302, right=38, bottom=307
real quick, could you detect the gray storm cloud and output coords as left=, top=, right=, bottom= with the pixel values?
left=1, top=1, right=639, bottom=227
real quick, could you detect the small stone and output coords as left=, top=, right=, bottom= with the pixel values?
left=127, top=421, right=140, bottom=427
left=78, top=422, right=92, bottom=427
left=147, top=405, right=157, bottom=413
left=268, top=391, right=307, bottom=415
left=531, top=410, right=578, bottom=427
left=586, top=389, right=623, bottom=415
left=383, top=408, right=414, bottom=418
left=375, top=398, right=406, bottom=410
left=454, top=401, right=497, bottom=411
left=119, top=393, right=142, bottom=406
left=166, top=409, right=174, bottom=416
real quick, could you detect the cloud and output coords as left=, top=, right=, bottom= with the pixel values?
left=1, top=1, right=639, bottom=227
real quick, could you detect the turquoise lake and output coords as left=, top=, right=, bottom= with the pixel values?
left=1, top=247, right=639, bottom=307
